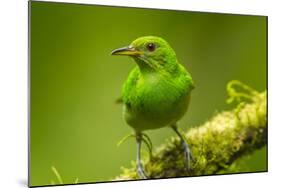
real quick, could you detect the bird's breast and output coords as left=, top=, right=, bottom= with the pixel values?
left=123, top=74, right=191, bottom=131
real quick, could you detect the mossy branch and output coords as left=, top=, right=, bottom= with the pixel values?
left=115, top=81, right=267, bottom=180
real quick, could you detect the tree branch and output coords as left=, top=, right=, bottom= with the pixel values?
left=115, top=84, right=267, bottom=180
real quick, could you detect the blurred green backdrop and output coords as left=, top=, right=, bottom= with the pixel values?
left=30, top=1, right=267, bottom=186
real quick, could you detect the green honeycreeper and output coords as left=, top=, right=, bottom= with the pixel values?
left=111, top=36, right=194, bottom=179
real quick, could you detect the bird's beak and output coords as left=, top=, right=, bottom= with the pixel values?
left=111, top=46, right=142, bottom=56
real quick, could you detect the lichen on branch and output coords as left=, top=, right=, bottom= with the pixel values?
left=115, top=81, right=267, bottom=180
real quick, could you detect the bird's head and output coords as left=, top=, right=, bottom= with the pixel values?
left=111, top=36, right=178, bottom=73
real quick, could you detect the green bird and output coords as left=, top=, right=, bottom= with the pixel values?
left=111, top=36, right=194, bottom=179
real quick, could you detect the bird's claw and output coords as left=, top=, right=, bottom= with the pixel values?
left=137, top=161, right=148, bottom=179
left=136, top=133, right=149, bottom=179
left=171, top=125, right=194, bottom=171
left=182, top=141, right=193, bottom=171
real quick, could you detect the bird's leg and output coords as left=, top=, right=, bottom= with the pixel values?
left=136, top=132, right=148, bottom=179
left=171, top=124, right=194, bottom=170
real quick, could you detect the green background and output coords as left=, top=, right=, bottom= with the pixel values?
left=30, top=1, right=267, bottom=186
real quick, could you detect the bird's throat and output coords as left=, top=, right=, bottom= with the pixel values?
left=133, top=57, right=161, bottom=75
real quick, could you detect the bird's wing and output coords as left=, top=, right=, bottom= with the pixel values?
left=178, top=63, right=195, bottom=91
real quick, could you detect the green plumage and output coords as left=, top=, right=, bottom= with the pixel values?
left=112, top=36, right=195, bottom=178
left=119, top=36, right=194, bottom=132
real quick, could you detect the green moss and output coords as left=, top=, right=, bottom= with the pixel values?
left=115, top=81, right=267, bottom=180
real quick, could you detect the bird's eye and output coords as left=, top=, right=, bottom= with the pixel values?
left=146, top=43, right=156, bottom=52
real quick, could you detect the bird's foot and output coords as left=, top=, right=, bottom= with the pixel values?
left=171, top=125, right=194, bottom=171
left=137, top=160, right=148, bottom=179
left=136, top=133, right=149, bottom=179
left=182, top=141, right=194, bottom=171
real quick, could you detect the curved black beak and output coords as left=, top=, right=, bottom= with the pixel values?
left=111, top=46, right=142, bottom=56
